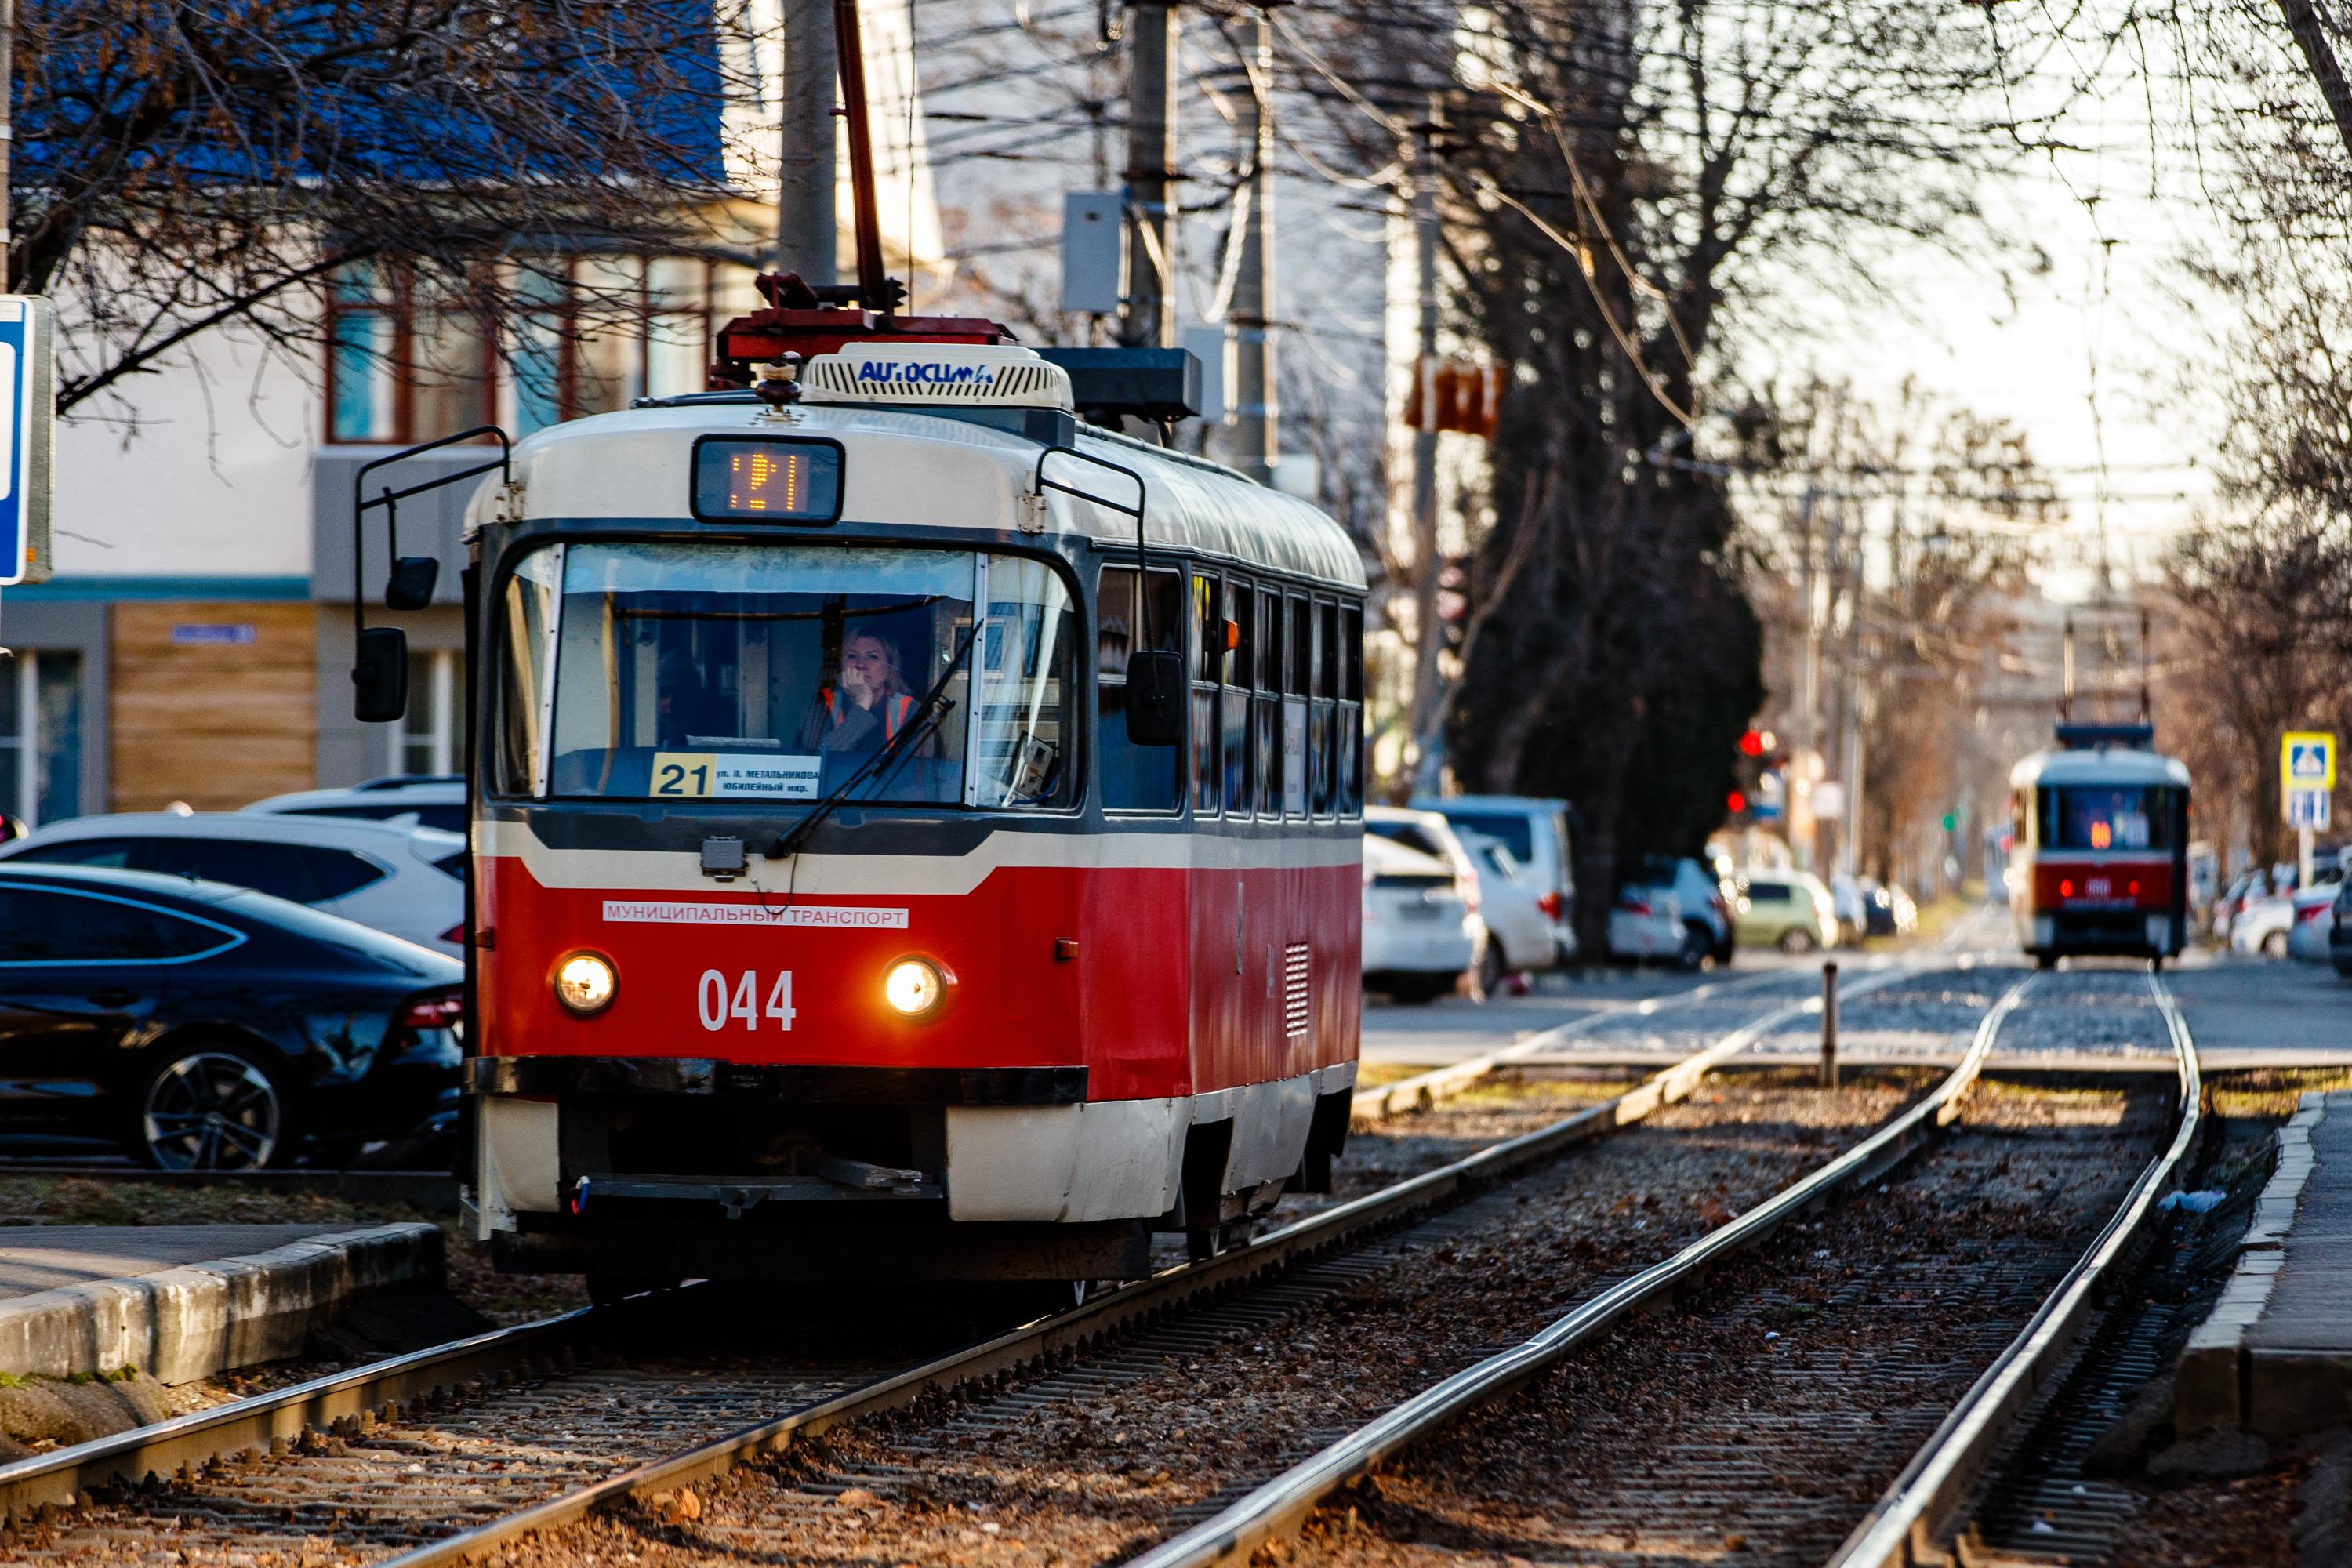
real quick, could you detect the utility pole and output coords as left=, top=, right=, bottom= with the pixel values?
left=1840, top=523, right=1866, bottom=879
left=778, top=0, right=839, bottom=283
left=1405, top=103, right=1444, bottom=791
left=1227, top=11, right=1276, bottom=484
left=1120, top=4, right=1178, bottom=348
left=1792, top=485, right=1820, bottom=870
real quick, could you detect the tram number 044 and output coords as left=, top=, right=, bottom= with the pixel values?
left=698, top=969, right=795, bottom=1032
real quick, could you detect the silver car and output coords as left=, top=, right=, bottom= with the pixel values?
left=0, top=812, right=467, bottom=954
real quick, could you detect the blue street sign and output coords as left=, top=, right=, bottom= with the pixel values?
left=2288, top=788, right=2332, bottom=831
left=0, top=298, right=53, bottom=586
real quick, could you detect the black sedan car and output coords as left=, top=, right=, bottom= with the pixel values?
left=0, top=865, right=463, bottom=1168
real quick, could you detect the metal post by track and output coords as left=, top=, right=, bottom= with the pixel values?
left=1820, top=958, right=1839, bottom=1089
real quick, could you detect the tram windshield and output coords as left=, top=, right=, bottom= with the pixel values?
left=2038, top=784, right=2180, bottom=851
left=495, top=543, right=1077, bottom=808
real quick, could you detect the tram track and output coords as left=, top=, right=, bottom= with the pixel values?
left=0, top=956, right=1976, bottom=1564
left=1091, top=965, right=2194, bottom=1568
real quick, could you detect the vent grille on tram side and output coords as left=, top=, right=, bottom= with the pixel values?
left=1283, top=942, right=1312, bottom=1038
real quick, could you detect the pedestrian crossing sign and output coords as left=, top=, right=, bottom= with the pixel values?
left=2284, top=731, right=2336, bottom=792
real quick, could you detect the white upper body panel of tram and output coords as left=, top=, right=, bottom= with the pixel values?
left=464, top=347, right=1365, bottom=591
left=2009, top=746, right=2190, bottom=790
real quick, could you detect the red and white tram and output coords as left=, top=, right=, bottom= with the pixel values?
left=354, top=321, right=1367, bottom=1290
left=2008, top=724, right=2190, bottom=968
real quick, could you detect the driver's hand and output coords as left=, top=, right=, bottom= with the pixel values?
left=840, top=665, right=872, bottom=706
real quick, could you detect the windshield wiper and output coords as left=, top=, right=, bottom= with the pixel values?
left=767, top=626, right=978, bottom=862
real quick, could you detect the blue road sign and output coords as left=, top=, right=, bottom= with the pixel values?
left=0, top=297, right=54, bottom=586
left=2289, top=788, right=2332, bottom=831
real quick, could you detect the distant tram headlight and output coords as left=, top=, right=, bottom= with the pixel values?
left=883, top=956, right=952, bottom=1020
left=554, top=952, right=618, bottom=1016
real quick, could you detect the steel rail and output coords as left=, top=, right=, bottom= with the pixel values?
left=1112, top=967, right=2042, bottom=1568
left=1350, top=964, right=1802, bottom=1120
left=0, top=1308, right=596, bottom=1519
left=1356, top=911, right=2005, bottom=1120
left=1824, top=965, right=2204, bottom=1568
left=356, top=960, right=1942, bottom=1567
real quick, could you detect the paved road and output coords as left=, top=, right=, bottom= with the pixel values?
left=1361, top=953, right=1818, bottom=1067
left=2167, top=949, right=2352, bottom=1065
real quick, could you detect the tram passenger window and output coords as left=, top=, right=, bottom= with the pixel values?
left=1287, top=597, right=1310, bottom=696
left=1280, top=594, right=1309, bottom=817
left=1338, top=601, right=1364, bottom=815
left=973, top=556, right=1080, bottom=808
left=495, top=549, right=561, bottom=796
left=1192, top=574, right=1222, bottom=816
left=1309, top=601, right=1337, bottom=816
left=1341, top=605, right=1363, bottom=702
left=1223, top=586, right=1252, bottom=813
left=1258, top=596, right=1285, bottom=815
left=1097, top=565, right=1182, bottom=812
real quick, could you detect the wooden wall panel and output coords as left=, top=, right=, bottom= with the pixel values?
left=111, top=602, right=318, bottom=811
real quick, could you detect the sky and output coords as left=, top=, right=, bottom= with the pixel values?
left=1790, top=27, right=2234, bottom=601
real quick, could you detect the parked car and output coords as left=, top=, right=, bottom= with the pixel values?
left=2213, top=869, right=2264, bottom=942
left=1858, top=877, right=1918, bottom=939
left=2288, top=882, right=2339, bottom=961
left=1608, top=882, right=1687, bottom=964
left=0, top=813, right=466, bottom=955
left=1625, top=854, right=1735, bottom=969
left=2234, top=865, right=2344, bottom=960
left=245, top=775, right=466, bottom=835
left=2330, top=880, right=2352, bottom=976
left=1735, top=871, right=1838, bottom=953
left=1414, top=795, right=1576, bottom=965
left=1363, top=834, right=1479, bottom=1004
left=1828, top=873, right=1870, bottom=946
left=0, top=866, right=463, bottom=1168
left=1454, top=831, right=1553, bottom=995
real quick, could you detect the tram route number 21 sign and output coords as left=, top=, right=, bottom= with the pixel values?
left=0, top=297, right=56, bottom=587
left=651, top=751, right=822, bottom=799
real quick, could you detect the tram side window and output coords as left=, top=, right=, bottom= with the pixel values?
left=494, top=548, right=561, bottom=796
left=1192, top=574, right=1222, bottom=816
left=1256, top=583, right=1283, bottom=817
left=1338, top=601, right=1364, bottom=815
left=1281, top=593, right=1311, bottom=817
left=1223, top=584, right=1254, bottom=815
left=1310, top=600, right=1338, bottom=816
left=974, top=557, right=1080, bottom=808
left=1097, top=565, right=1182, bottom=812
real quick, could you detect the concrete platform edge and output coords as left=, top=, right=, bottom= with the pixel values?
left=2176, top=1093, right=2332, bottom=1436
left=0, top=1222, right=442, bottom=1385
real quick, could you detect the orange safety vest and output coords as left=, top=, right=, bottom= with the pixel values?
left=823, top=687, right=916, bottom=740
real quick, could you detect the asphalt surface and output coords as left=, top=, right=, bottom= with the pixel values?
left=1366, top=908, right=2352, bottom=1070
left=2166, top=948, right=2352, bottom=1062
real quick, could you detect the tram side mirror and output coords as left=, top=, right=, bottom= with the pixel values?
left=384, top=556, right=440, bottom=612
left=1125, top=650, right=1185, bottom=747
left=354, top=626, right=410, bottom=724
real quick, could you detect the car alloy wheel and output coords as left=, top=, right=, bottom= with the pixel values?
left=141, top=1052, right=284, bottom=1171
left=1780, top=927, right=1817, bottom=954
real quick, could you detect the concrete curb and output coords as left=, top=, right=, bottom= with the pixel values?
left=0, top=1223, right=442, bottom=1385
left=2176, top=1092, right=2328, bottom=1436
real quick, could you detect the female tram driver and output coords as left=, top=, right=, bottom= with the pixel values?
left=800, top=630, right=922, bottom=754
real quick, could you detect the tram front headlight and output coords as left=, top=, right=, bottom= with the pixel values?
left=883, top=956, right=951, bottom=1020
left=553, top=951, right=618, bottom=1016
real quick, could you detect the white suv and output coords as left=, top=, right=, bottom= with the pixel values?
left=0, top=813, right=466, bottom=953
left=244, top=775, right=466, bottom=835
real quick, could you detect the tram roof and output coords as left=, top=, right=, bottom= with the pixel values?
left=2009, top=746, right=2190, bottom=789
left=466, top=399, right=1368, bottom=591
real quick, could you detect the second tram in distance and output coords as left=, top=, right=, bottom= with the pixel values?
left=2007, top=724, right=2191, bottom=967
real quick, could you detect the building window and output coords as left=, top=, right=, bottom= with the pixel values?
left=0, top=652, right=83, bottom=829
left=324, top=257, right=760, bottom=445
left=392, top=648, right=460, bottom=776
